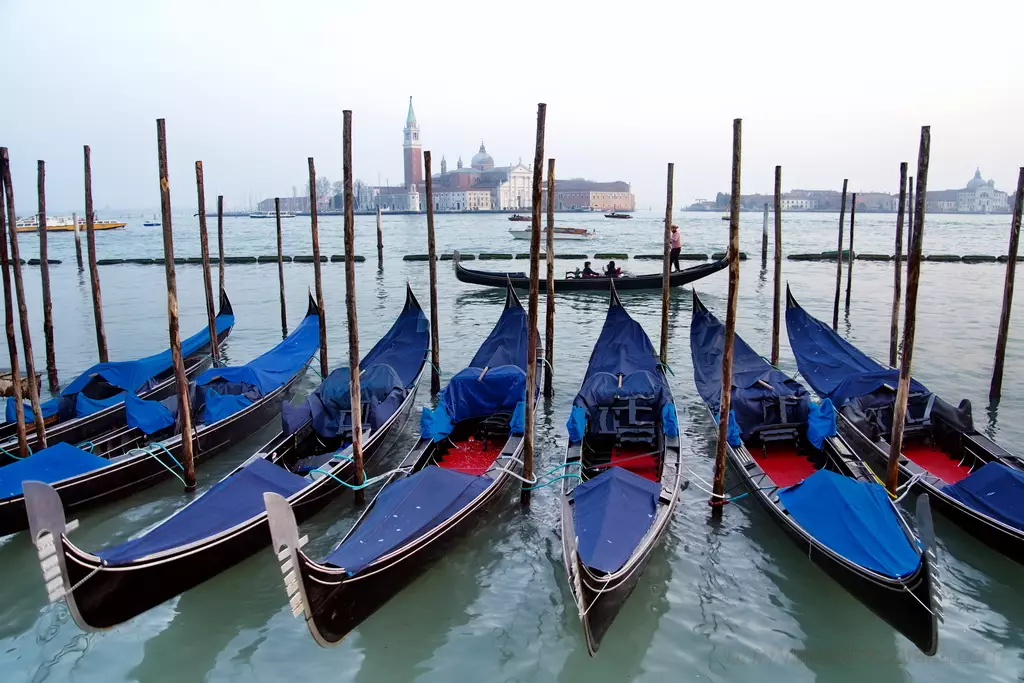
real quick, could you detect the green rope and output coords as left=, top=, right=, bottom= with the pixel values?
left=426, top=360, right=442, bottom=376
left=149, top=441, right=184, bottom=471
left=311, top=467, right=400, bottom=491
left=657, top=361, right=675, bottom=377
left=522, top=473, right=583, bottom=491
left=76, top=441, right=95, bottom=453
left=305, top=360, right=324, bottom=380
left=0, top=442, right=30, bottom=460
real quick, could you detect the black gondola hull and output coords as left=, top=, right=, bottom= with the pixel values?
left=454, top=256, right=729, bottom=291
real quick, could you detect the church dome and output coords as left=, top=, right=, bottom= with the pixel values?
left=471, top=142, right=494, bottom=170
left=966, top=168, right=986, bottom=191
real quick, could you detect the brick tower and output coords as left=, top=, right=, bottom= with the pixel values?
left=403, top=96, right=422, bottom=188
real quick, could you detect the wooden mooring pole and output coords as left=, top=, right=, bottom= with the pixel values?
left=83, top=145, right=108, bottom=362
left=73, top=211, right=83, bottom=271
left=761, top=202, right=769, bottom=266
left=376, top=205, right=383, bottom=264
left=887, top=126, right=930, bottom=494
left=845, top=193, right=856, bottom=310
left=217, top=195, right=225, bottom=298
left=990, top=167, right=1024, bottom=401
left=37, top=160, right=58, bottom=392
left=890, top=163, right=908, bottom=368
left=2, top=150, right=46, bottom=448
left=0, top=160, right=29, bottom=457
left=771, top=165, right=782, bottom=366
left=832, top=179, right=848, bottom=330
left=907, top=178, right=914, bottom=259
left=342, top=110, right=366, bottom=506
left=156, top=119, right=196, bottom=490
left=711, top=118, right=742, bottom=518
left=521, top=102, right=545, bottom=506
left=659, top=162, right=674, bottom=365
left=195, top=161, right=220, bottom=366
left=543, top=157, right=555, bottom=398
left=308, top=157, right=328, bottom=378
left=275, top=197, right=288, bottom=338
left=424, top=151, right=440, bottom=396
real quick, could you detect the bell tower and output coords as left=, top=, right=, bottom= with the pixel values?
left=403, top=96, right=422, bottom=188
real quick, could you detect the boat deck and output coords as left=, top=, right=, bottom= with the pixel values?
left=902, top=441, right=972, bottom=484
left=438, top=438, right=502, bottom=476
left=752, top=444, right=818, bottom=488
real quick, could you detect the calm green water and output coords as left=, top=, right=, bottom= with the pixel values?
left=1, top=210, right=1022, bottom=682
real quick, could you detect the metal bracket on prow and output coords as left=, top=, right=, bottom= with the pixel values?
left=916, top=492, right=944, bottom=623
left=264, top=492, right=310, bottom=620
left=24, top=481, right=78, bottom=605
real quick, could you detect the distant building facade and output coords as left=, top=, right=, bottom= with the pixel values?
left=541, top=180, right=635, bottom=211
left=926, top=169, right=1009, bottom=213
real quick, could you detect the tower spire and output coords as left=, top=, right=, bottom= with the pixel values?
left=406, top=96, right=417, bottom=127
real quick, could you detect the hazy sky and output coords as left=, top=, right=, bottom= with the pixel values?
left=3, top=0, right=1022, bottom=212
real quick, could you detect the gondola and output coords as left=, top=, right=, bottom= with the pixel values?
left=453, top=250, right=729, bottom=291
left=604, top=212, right=632, bottom=219
left=0, top=295, right=320, bottom=538
left=0, top=291, right=235, bottom=460
left=24, top=287, right=428, bottom=630
left=561, top=283, right=681, bottom=655
left=691, top=291, right=938, bottom=655
left=786, top=287, right=1024, bottom=565
left=264, top=281, right=541, bottom=646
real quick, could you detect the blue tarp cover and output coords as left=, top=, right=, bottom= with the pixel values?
left=786, top=301, right=928, bottom=405
left=778, top=469, right=921, bottom=578
left=125, top=393, right=176, bottom=435
left=468, top=304, right=529, bottom=370
left=567, top=405, right=587, bottom=443
left=0, top=443, right=109, bottom=499
left=441, top=365, right=526, bottom=425
left=421, top=402, right=454, bottom=441
left=97, top=457, right=308, bottom=564
left=691, top=302, right=809, bottom=438
left=807, top=399, right=837, bottom=449
left=5, top=397, right=59, bottom=424
left=943, top=462, right=1024, bottom=532
left=662, top=402, right=679, bottom=438
left=573, top=466, right=660, bottom=573
left=325, top=465, right=489, bottom=575
left=201, top=390, right=253, bottom=423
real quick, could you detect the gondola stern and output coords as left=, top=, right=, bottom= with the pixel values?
left=305, top=289, right=319, bottom=318
left=505, top=278, right=523, bottom=310
left=785, top=283, right=799, bottom=310
left=218, top=288, right=234, bottom=318
left=691, top=289, right=707, bottom=314
left=404, top=281, right=423, bottom=314
left=264, top=492, right=314, bottom=622
left=608, top=278, right=622, bottom=309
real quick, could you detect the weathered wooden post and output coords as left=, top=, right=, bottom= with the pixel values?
left=990, top=167, right=1024, bottom=401
left=308, top=157, right=328, bottom=378
left=761, top=202, right=769, bottom=266
left=72, top=211, right=84, bottom=271
left=712, top=118, right=742, bottom=518
left=907, top=178, right=914, bottom=259
left=659, top=162, right=674, bottom=365
left=832, top=179, right=848, bottom=330
left=342, top=110, right=366, bottom=506
left=37, top=160, right=58, bottom=392
left=275, top=197, right=287, bottom=338
left=423, top=151, right=441, bottom=396
left=521, top=103, right=545, bottom=506
left=156, top=119, right=197, bottom=490
left=543, top=157, right=555, bottom=398
left=771, top=165, right=783, bottom=366
left=887, top=126, right=930, bottom=494
left=890, top=163, right=908, bottom=367
left=0, top=155, right=32, bottom=455
left=83, top=145, right=108, bottom=362
left=194, top=162, right=220, bottom=366
left=217, top=195, right=225, bottom=297
left=2, top=150, right=47, bottom=447
left=376, top=205, right=383, bottom=264
left=845, top=193, right=857, bottom=310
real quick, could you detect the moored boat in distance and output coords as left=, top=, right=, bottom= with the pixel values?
left=265, top=282, right=542, bottom=647
left=15, top=215, right=126, bottom=232
left=603, top=211, right=632, bottom=219
left=249, top=210, right=296, bottom=218
left=507, top=213, right=531, bottom=221
left=786, top=287, right=1024, bottom=566
left=561, top=283, right=681, bottom=655
left=508, top=226, right=595, bottom=241
left=691, top=291, right=938, bottom=655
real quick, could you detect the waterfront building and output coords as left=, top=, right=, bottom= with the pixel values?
left=926, top=169, right=1009, bottom=213
left=541, top=179, right=636, bottom=211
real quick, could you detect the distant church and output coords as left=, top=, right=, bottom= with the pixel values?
left=927, top=169, right=1011, bottom=213
left=368, top=98, right=533, bottom=212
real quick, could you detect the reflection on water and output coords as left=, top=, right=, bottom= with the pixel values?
left=2, top=211, right=1024, bottom=682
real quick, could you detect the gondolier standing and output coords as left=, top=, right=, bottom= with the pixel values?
left=669, top=224, right=682, bottom=272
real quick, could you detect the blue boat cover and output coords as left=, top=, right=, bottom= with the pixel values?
left=97, top=457, right=308, bottom=564
left=191, top=308, right=319, bottom=424
left=125, top=392, right=176, bottom=435
left=691, top=301, right=809, bottom=439
left=5, top=396, right=59, bottom=424
left=0, top=443, right=109, bottom=499
left=573, top=466, right=660, bottom=573
left=778, top=469, right=921, bottom=578
left=807, top=398, right=837, bottom=449
left=282, top=294, right=429, bottom=438
left=469, top=302, right=529, bottom=370
left=786, top=300, right=928, bottom=406
left=4, top=309, right=234, bottom=425
left=567, top=405, right=587, bottom=443
left=325, top=465, right=489, bottom=575
left=943, top=462, right=1024, bottom=532
left=569, top=300, right=673, bottom=441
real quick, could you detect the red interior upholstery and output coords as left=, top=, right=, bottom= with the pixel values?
left=902, top=442, right=972, bottom=484
left=752, top=444, right=817, bottom=488
left=438, top=438, right=501, bottom=476
left=602, top=446, right=660, bottom=482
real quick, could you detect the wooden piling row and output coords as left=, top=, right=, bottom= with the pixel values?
left=544, top=158, right=555, bottom=398
left=845, top=193, right=856, bottom=310
left=342, top=110, right=366, bottom=506
left=890, top=163, right=908, bottom=368
left=83, top=145, right=108, bottom=362
left=37, top=160, right=58, bottom=392
left=887, top=126, right=930, bottom=494
left=771, top=165, right=782, bottom=366
left=276, top=197, right=288, bottom=338
left=156, top=119, right=196, bottom=490
left=832, top=179, right=848, bottom=330
left=990, top=166, right=1024, bottom=401
left=711, top=118, right=742, bottom=517
left=308, top=157, right=328, bottom=378
left=659, top=163, right=673, bottom=365
left=195, top=161, right=220, bottom=367
left=0, top=152, right=31, bottom=456
left=521, top=102, right=545, bottom=506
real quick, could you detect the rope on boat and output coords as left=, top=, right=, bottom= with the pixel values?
left=76, top=441, right=95, bottom=453
left=522, top=473, right=583, bottom=491
left=127, top=442, right=187, bottom=486
left=309, top=466, right=410, bottom=491
left=305, top=359, right=324, bottom=380
left=656, top=361, right=675, bottom=377
left=426, top=359, right=442, bottom=376
left=893, top=473, right=924, bottom=503
left=0, top=442, right=31, bottom=460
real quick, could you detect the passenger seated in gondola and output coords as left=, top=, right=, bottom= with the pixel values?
left=604, top=261, right=621, bottom=278
left=581, top=261, right=600, bottom=278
